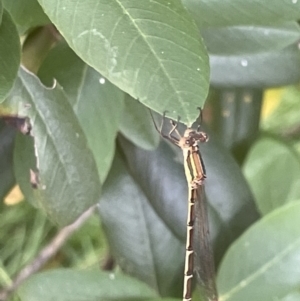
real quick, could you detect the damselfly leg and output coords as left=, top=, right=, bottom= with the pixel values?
left=149, top=111, right=180, bottom=145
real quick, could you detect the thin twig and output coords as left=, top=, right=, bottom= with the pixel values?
left=0, top=205, right=97, bottom=301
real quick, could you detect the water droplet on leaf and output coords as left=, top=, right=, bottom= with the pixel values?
left=241, top=59, right=248, bottom=67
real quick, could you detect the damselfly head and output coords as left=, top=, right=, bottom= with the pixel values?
left=185, top=129, right=208, bottom=142
left=195, top=131, right=209, bottom=143
left=178, top=128, right=208, bottom=148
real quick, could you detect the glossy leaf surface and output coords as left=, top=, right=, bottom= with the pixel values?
left=0, top=10, right=20, bottom=102
left=38, top=42, right=124, bottom=182
left=210, top=44, right=300, bottom=88
left=99, top=151, right=184, bottom=298
left=218, top=202, right=300, bottom=301
left=1, top=67, right=101, bottom=226
left=37, top=0, right=210, bottom=125
left=182, top=0, right=300, bottom=28
left=202, top=22, right=300, bottom=55
left=18, top=269, right=157, bottom=301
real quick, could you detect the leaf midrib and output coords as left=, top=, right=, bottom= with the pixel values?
left=114, top=0, right=190, bottom=118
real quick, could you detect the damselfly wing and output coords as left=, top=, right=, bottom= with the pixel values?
left=193, top=184, right=218, bottom=301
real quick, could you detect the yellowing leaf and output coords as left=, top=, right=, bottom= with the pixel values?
left=261, top=88, right=284, bottom=119
left=4, top=185, right=24, bottom=205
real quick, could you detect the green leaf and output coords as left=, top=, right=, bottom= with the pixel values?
left=119, top=128, right=259, bottom=264
left=119, top=95, right=160, bottom=150
left=202, top=22, right=300, bottom=55
left=99, top=151, right=184, bottom=298
left=243, top=137, right=300, bottom=215
left=1, top=67, right=101, bottom=226
left=0, top=121, right=16, bottom=201
left=37, top=0, right=210, bottom=126
left=210, top=44, right=300, bottom=88
left=182, top=0, right=300, bottom=28
left=0, top=10, right=21, bottom=102
left=218, top=202, right=300, bottom=301
left=261, top=86, right=300, bottom=135
left=2, top=0, right=49, bottom=33
left=38, top=42, right=124, bottom=182
left=18, top=269, right=157, bottom=301
left=0, top=1, right=3, bottom=24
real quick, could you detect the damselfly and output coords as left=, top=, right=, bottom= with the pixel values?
left=152, top=112, right=218, bottom=301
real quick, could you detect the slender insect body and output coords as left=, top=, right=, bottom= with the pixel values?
left=183, top=187, right=196, bottom=301
left=182, top=130, right=208, bottom=301
left=150, top=112, right=218, bottom=301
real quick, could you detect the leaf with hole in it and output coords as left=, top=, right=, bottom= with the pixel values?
left=1, top=67, right=101, bottom=226
left=218, top=202, right=300, bottom=301
left=37, top=0, right=209, bottom=126
left=0, top=10, right=20, bottom=102
left=182, top=0, right=300, bottom=28
left=2, top=0, right=49, bottom=33
left=38, top=42, right=124, bottom=182
left=210, top=44, right=300, bottom=88
left=243, top=137, right=300, bottom=215
left=202, top=22, right=300, bottom=55
left=18, top=269, right=157, bottom=301
left=119, top=94, right=160, bottom=150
